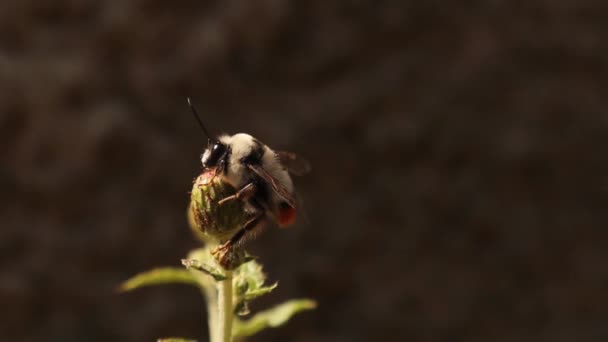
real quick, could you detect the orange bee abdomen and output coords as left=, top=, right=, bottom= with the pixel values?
left=277, top=206, right=297, bottom=227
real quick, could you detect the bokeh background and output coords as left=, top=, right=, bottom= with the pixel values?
left=2, top=1, right=608, bottom=341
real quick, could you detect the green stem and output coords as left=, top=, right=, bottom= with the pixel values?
left=217, top=270, right=233, bottom=342
left=203, top=287, right=218, bottom=342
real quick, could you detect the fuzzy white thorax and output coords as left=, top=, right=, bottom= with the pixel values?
left=218, top=133, right=294, bottom=200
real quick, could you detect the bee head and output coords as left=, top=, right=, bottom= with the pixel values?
left=187, top=98, right=228, bottom=169
left=202, top=140, right=228, bottom=168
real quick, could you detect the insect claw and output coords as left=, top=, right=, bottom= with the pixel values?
left=212, top=242, right=230, bottom=255
left=211, top=242, right=234, bottom=268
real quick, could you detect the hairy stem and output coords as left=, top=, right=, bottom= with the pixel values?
left=216, top=270, right=233, bottom=342
left=203, top=287, right=218, bottom=342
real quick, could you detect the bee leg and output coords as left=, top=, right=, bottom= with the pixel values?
left=218, top=182, right=256, bottom=205
left=211, top=212, right=264, bottom=261
left=227, top=212, right=264, bottom=248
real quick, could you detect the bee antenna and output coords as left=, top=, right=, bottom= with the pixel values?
left=187, top=97, right=212, bottom=140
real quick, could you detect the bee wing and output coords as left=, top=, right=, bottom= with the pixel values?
left=275, top=151, right=311, bottom=176
left=294, top=191, right=310, bottom=226
left=246, top=164, right=297, bottom=208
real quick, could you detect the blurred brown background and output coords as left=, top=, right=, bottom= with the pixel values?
left=2, top=1, right=608, bottom=341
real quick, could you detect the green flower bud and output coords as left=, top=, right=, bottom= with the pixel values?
left=189, top=170, right=252, bottom=244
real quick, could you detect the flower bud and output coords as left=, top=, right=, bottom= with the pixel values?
left=189, top=170, right=252, bottom=244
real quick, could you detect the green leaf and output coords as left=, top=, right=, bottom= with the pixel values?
left=232, top=259, right=277, bottom=312
left=188, top=247, right=215, bottom=265
left=119, top=267, right=198, bottom=292
left=243, top=282, right=277, bottom=301
left=232, top=299, right=317, bottom=338
left=234, top=260, right=266, bottom=288
left=181, top=258, right=227, bottom=281
left=157, top=338, right=197, bottom=342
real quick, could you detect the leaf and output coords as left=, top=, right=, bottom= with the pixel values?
left=232, top=299, right=317, bottom=338
left=232, top=259, right=277, bottom=311
left=119, top=267, right=198, bottom=292
left=234, top=259, right=265, bottom=286
left=181, top=258, right=227, bottom=281
left=233, top=261, right=270, bottom=297
left=157, top=338, right=197, bottom=342
left=243, top=282, right=277, bottom=301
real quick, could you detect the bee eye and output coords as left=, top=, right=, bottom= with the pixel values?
left=203, top=142, right=227, bottom=167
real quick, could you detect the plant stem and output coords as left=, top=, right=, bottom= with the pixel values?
left=203, top=287, right=218, bottom=342
left=217, top=270, right=233, bottom=342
